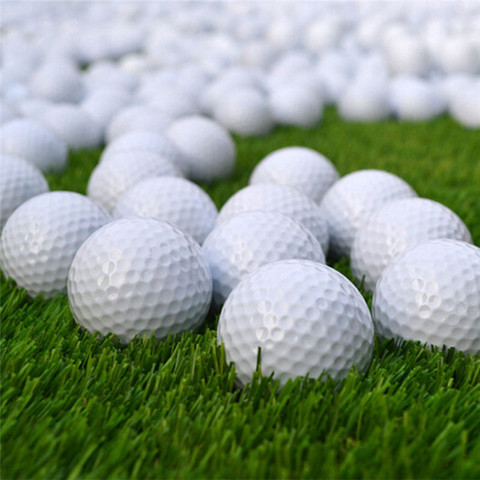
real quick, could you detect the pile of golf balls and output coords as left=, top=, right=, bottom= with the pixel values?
left=0, top=1, right=479, bottom=390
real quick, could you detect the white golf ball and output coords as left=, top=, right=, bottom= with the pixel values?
left=373, top=239, right=480, bottom=354
left=320, top=170, right=417, bottom=258
left=166, top=115, right=236, bottom=183
left=29, top=61, right=85, bottom=103
left=203, top=210, right=326, bottom=307
left=217, top=184, right=329, bottom=254
left=102, top=131, right=189, bottom=174
left=249, top=147, right=339, bottom=204
left=269, top=84, right=323, bottom=128
left=218, top=259, right=374, bottom=388
left=87, top=151, right=182, bottom=213
left=0, top=154, right=49, bottom=230
left=113, top=176, right=218, bottom=244
left=0, top=119, right=68, bottom=173
left=213, top=88, right=274, bottom=137
left=68, top=218, right=212, bottom=344
left=351, top=198, right=473, bottom=291
left=39, top=104, right=103, bottom=150
left=0, top=191, right=111, bottom=298
left=106, top=106, right=172, bottom=143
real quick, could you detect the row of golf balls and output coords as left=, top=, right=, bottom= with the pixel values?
left=2, top=2, right=480, bottom=140
left=1, top=129, right=479, bottom=386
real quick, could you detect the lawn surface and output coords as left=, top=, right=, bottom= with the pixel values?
left=2, top=109, right=480, bottom=479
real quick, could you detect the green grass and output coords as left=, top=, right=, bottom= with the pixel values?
left=2, top=109, right=480, bottom=479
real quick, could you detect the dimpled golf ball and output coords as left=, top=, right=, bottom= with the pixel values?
left=373, top=239, right=480, bottom=354
left=351, top=198, right=472, bottom=291
left=320, top=169, right=416, bottom=258
left=166, top=115, right=236, bottom=183
left=113, top=176, right=218, bottom=244
left=203, top=211, right=326, bottom=307
left=67, top=218, right=212, bottom=344
left=87, top=151, right=182, bottom=212
left=0, top=154, right=49, bottom=230
left=217, top=185, right=329, bottom=254
left=218, top=259, right=374, bottom=388
left=0, top=119, right=68, bottom=173
left=249, top=147, right=339, bottom=204
left=0, top=192, right=111, bottom=298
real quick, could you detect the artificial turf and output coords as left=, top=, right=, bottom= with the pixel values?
left=1, top=108, right=480, bottom=479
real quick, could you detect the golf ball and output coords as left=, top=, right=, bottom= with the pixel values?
left=113, top=176, right=218, bottom=244
left=249, top=147, right=339, bottom=204
left=87, top=151, right=182, bottom=212
left=373, top=239, right=480, bottom=354
left=217, top=184, right=329, bottom=254
left=0, top=154, right=49, bottom=230
left=68, top=218, right=212, bottom=344
left=203, top=210, right=325, bottom=307
left=0, top=191, right=111, bottom=298
left=218, top=259, right=374, bottom=387
left=351, top=197, right=472, bottom=291
left=320, top=169, right=417, bottom=258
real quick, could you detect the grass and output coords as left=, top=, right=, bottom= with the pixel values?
left=1, top=108, right=480, bottom=479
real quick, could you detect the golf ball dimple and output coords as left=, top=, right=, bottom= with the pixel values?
left=0, top=191, right=111, bottom=298
left=203, top=210, right=326, bottom=307
left=351, top=197, right=472, bottom=291
left=218, top=259, right=374, bottom=388
left=373, top=239, right=480, bottom=354
left=68, top=218, right=213, bottom=344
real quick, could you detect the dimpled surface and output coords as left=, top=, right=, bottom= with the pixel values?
left=0, top=154, right=49, bottom=230
left=373, top=240, right=480, bottom=354
left=0, top=119, right=67, bottom=172
left=0, top=192, right=111, bottom=298
left=249, top=147, right=339, bottom=204
left=351, top=198, right=473, bottom=291
left=40, top=105, right=103, bottom=150
left=87, top=151, right=182, bottom=212
left=166, top=115, right=236, bottom=183
left=113, top=176, right=217, bottom=244
left=102, top=131, right=189, bottom=174
left=218, top=259, right=374, bottom=387
left=320, top=169, right=416, bottom=258
left=68, top=218, right=212, bottom=344
left=204, top=211, right=326, bottom=306
left=217, top=185, right=329, bottom=254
